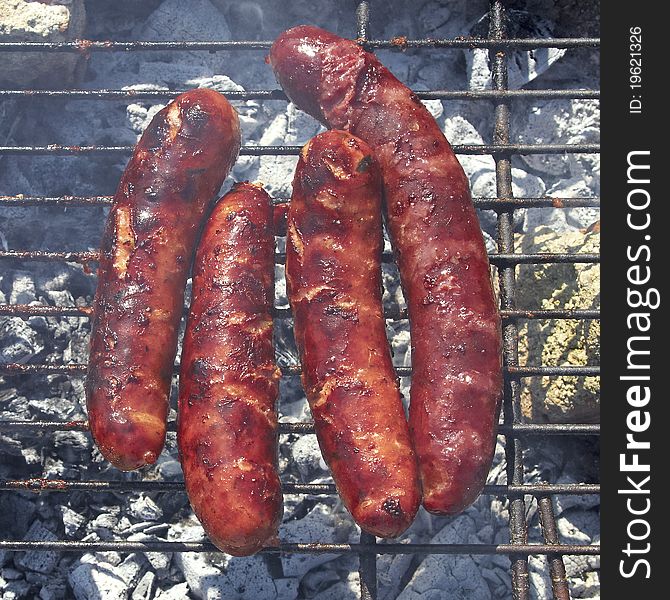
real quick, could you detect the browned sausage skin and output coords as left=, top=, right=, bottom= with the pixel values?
left=287, top=130, right=421, bottom=537
left=177, top=182, right=282, bottom=556
left=86, top=89, right=241, bottom=471
left=271, top=27, right=503, bottom=515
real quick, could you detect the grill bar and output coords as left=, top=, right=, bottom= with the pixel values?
left=0, top=303, right=601, bottom=321
left=0, top=38, right=600, bottom=53
left=0, top=89, right=599, bottom=101
left=0, top=540, right=601, bottom=556
left=0, top=250, right=601, bottom=265
left=0, top=143, right=600, bottom=156
left=490, top=3, right=532, bottom=598
left=0, top=363, right=600, bottom=377
left=0, top=421, right=601, bottom=436
left=354, top=6, right=377, bottom=597
left=0, top=478, right=600, bottom=496
left=0, top=195, right=601, bottom=209
left=538, top=496, right=571, bottom=600
left=0, top=0, right=600, bottom=595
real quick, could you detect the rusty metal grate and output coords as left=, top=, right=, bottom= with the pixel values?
left=0, top=1, right=600, bottom=598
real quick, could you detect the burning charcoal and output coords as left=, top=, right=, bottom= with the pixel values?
left=514, top=99, right=600, bottom=181
left=26, top=395, right=71, bottom=420
left=68, top=562, right=129, bottom=600
left=0, top=318, right=45, bottom=364
left=556, top=510, right=598, bottom=546
left=25, top=571, right=50, bottom=585
left=274, top=265, right=288, bottom=308
left=290, top=434, right=327, bottom=479
left=138, top=0, right=231, bottom=68
left=1, top=567, right=23, bottom=580
left=570, top=572, right=600, bottom=598
left=115, top=554, right=145, bottom=590
left=172, top=553, right=227, bottom=599
left=86, top=513, right=119, bottom=540
left=443, top=113, right=495, bottom=179
left=0, top=435, right=24, bottom=460
left=547, top=176, right=600, bottom=231
left=377, top=551, right=417, bottom=600
left=212, top=1, right=264, bottom=40
left=53, top=431, right=90, bottom=464
left=39, top=571, right=68, bottom=600
left=223, top=557, right=277, bottom=599
left=126, top=533, right=171, bottom=576
left=9, top=273, right=36, bottom=305
left=128, top=496, right=163, bottom=523
left=528, top=555, right=552, bottom=600
left=0, top=577, right=32, bottom=600
left=154, top=582, right=189, bottom=600
left=42, top=456, right=76, bottom=480
left=281, top=505, right=342, bottom=578
left=89, top=552, right=122, bottom=568
left=155, top=458, right=182, bottom=481
left=166, top=514, right=205, bottom=545
left=390, top=329, right=411, bottom=368
left=273, top=577, right=300, bottom=600
left=257, top=106, right=325, bottom=197
left=552, top=475, right=600, bottom=514
left=15, top=521, right=59, bottom=575
left=58, top=506, right=86, bottom=538
left=480, top=567, right=511, bottom=599
left=471, top=167, right=545, bottom=236
left=466, top=9, right=567, bottom=91
left=396, top=515, right=491, bottom=600
left=0, top=495, right=36, bottom=542
left=0, top=1, right=601, bottom=597
left=310, top=571, right=360, bottom=599
left=0, top=0, right=87, bottom=89
left=131, top=570, right=157, bottom=600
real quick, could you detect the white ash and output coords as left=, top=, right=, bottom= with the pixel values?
left=0, top=0, right=87, bottom=89
left=132, top=570, right=157, bottom=600
left=0, top=0, right=599, bottom=598
left=466, top=10, right=567, bottom=92
left=514, top=99, right=600, bottom=189
left=58, top=506, right=86, bottom=538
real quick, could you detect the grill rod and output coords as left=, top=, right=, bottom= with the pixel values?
left=490, top=2, right=532, bottom=598
left=0, top=250, right=601, bottom=265
left=0, top=195, right=601, bottom=209
left=0, top=1, right=600, bottom=596
left=0, top=363, right=601, bottom=377
left=0, top=89, right=599, bottom=101
left=0, top=304, right=601, bottom=320
left=0, top=421, right=600, bottom=436
left=0, top=38, right=600, bottom=52
left=0, top=540, right=601, bottom=556
left=0, top=479, right=600, bottom=496
left=0, top=143, right=600, bottom=156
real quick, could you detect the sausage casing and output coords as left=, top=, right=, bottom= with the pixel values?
left=286, top=130, right=421, bottom=537
left=177, top=182, right=282, bottom=556
left=86, top=89, right=241, bottom=471
left=271, top=27, right=503, bottom=515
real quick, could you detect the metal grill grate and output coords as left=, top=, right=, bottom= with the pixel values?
left=0, top=1, right=600, bottom=598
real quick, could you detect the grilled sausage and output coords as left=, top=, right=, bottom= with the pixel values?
left=271, top=27, right=503, bottom=515
left=177, top=182, right=282, bottom=556
left=286, top=130, right=421, bottom=537
left=86, top=89, right=241, bottom=471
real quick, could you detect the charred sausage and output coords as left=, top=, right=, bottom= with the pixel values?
left=271, top=27, right=503, bottom=515
left=86, top=89, right=241, bottom=471
left=177, top=182, right=282, bottom=556
left=286, top=130, right=421, bottom=537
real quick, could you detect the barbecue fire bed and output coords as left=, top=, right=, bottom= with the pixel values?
left=0, top=2, right=600, bottom=599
